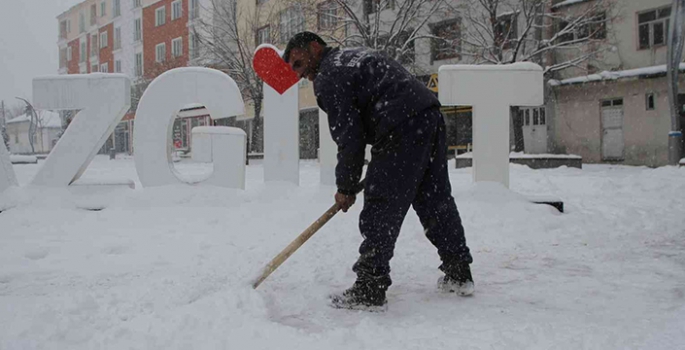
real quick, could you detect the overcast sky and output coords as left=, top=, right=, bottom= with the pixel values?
left=0, top=0, right=80, bottom=111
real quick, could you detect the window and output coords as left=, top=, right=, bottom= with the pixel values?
left=80, top=42, right=87, bottom=62
left=67, top=46, right=72, bottom=61
left=189, top=32, right=200, bottom=59
left=525, top=109, right=530, bottom=125
left=364, top=0, right=384, bottom=15
left=101, top=1, right=107, bottom=17
left=495, top=13, right=517, bottom=49
left=318, top=1, right=338, bottom=30
left=91, top=34, right=98, bottom=56
left=156, top=43, right=166, bottom=62
left=133, top=0, right=141, bottom=8
left=431, top=18, right=461, bottom=62
left=92, top=64, right=99, bottom=73
left=59, top=48, right=67, bottom=68
left=172, top=37, right=183, bottom=57
left=134, top=18, right=142, bottom=42
left=135, top=52, right=143, bottom=77
left=172, top=0, right=183, bottom=20
left=378, top=31, right=415, bottom=64
left=601, top=98, right=623, bottom=107
left=91, top=4, right=97, bottom=25
left=156, top=6, right=166, bottom=26
left=60, top=20, right=69, bottom=39
left=113, top=0, right=121, bottom=17
left=115, top=60, right=122, bottom=73
left=189, top=0, right=200, bottom=20
left=80, top=12, right=86, bottom=33
left=114, top=27, right=121, bottom=50
left=646, top=93, right=655, bottom=110
left=639, top=7, right=671, bottom=49
left=557, top=12, right=607, bottom=43
left=279, top=5, right=304, bottom=43
left=100, top=63, right=109, bottom=73
left=540, top=108, right=546, bottom=125
left=256, top=25, right=270, bottom=45
left=100, top=31, right=108, bottom=49
left=533, top=108, right=540, bottom=125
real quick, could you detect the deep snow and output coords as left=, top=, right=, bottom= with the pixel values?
left=1, top=156, right=684, bottom=349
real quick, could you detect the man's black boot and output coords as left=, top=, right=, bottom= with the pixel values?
left=329, top=281, right=388, bottom=312
left=437, top=263, right=475, bottom=296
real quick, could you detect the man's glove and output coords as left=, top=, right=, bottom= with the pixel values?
left=335, top=192, right=356, bottom=213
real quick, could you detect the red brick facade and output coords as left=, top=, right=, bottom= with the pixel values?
left=143, top=0, right=189, bottom=80
left=99, top=23, right=114, bottom=73
left=67, top=38, right=80, bottom=74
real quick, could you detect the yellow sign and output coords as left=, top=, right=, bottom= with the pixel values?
left=427, top=74, right=439, bottom=92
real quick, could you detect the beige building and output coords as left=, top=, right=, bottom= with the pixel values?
left=549, top=0, right=685, bottom=166
left=6, top=111, right=63, bottom=155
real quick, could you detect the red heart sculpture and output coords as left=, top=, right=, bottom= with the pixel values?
left=253, top=45, right=300, bottom=95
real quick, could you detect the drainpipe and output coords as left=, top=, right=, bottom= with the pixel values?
left=667, top=0, right=684, bottom=165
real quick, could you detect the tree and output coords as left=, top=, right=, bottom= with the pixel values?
left=438, top=0, right=616, bottom=151
left=456, top=0, right=616, bottom=75
left=193, top=0, right=274, bottom=153
left=0, top=101, right=9, bottom=150
left=308, top=0, right=453, bottom=72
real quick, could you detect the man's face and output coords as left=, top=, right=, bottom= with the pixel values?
left=288, top=45, right=319, bottom=82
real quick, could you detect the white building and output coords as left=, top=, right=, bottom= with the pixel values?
left=6, top=111, right=63, bottom=155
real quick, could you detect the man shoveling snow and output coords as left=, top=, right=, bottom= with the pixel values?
left=283, top=32, right=475, bottom=311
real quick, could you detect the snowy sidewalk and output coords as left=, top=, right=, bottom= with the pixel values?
left=1, top=156, right=684, bottom=349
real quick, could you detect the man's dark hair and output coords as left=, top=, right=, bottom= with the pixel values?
left=283, top=32, right=327, bottom=63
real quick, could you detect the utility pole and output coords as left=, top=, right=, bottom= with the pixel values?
left=667, top=0, right=684, bottom=165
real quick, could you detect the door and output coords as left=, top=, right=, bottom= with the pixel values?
left=522, top=106, right=548, bottom=154
left=601, top=98, right=625, bottom=160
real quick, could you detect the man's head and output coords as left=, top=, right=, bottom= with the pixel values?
left=283, top=32, right=327, bottom=81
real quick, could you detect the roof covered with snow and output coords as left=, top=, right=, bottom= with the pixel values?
left=6, top=110, right=62, bottom=128
left=548, top=63, right=685, bottom=87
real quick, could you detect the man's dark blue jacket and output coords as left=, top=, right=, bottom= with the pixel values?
left=314, top=47, right=440, bottom=195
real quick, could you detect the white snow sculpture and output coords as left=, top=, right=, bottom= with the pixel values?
left=263, top=83, right=299, bottom=185
left=439, top=63, right=543, bottom=188
left=133, top=67, right=244, bottom=187
left=191, top=126, right=246, bottom=189
left=318, top=109, right=336, bottom=186
left=31, top=74, right=131, bottom=187
left=0, top=140, right=18, bottom=193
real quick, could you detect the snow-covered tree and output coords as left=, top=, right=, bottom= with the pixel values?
left=455, top=0, right=617, bottom=76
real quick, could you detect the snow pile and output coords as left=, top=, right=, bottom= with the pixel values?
left=456, top=152, right=581, bottom=159
left=9, top=155, right=38, bottom=164
left=1, top=156, right=684, bottom=349
left=548, top=63, right=685, bottom=86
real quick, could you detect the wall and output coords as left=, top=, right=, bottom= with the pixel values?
left=143, top=0, right=189, bottom=80
left=551, top=75, right=682, bottom=166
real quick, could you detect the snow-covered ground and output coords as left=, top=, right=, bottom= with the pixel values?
left=1, top=155, right=684, bottom=349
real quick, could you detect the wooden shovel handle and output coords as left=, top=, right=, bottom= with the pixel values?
left=252, top=202, right=341, bottom=289
left=252, top=180, right=365, bottom=289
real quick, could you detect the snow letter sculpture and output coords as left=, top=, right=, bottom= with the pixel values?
left=133, top=67, right=244, bottom=187
left=253, top=45, right=301, bottom=185
left=31, top=74, right=131, bottom=187
left=191, top=126, right=246, bottom=189
left=439, top=63, right=543, bottom=188
left=0, top=140, right=18, bottom=193
left=318, top=109, right=336, bottom=186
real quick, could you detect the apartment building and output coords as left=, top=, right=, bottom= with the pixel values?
left=57, top=0, right=211, bottom=155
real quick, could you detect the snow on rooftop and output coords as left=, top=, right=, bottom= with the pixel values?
left=6, top=110, right=62, bottom=128
left=548, top=63, right=685, bottom=86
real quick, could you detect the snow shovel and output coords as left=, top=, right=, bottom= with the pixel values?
left=252, top=179, right=365, bottom=289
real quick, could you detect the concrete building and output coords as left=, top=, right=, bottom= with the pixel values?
left=548, top=0, right=685, bottom=166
